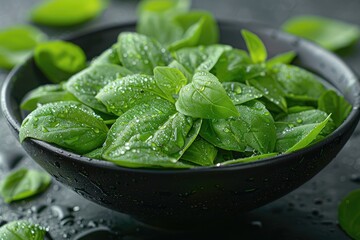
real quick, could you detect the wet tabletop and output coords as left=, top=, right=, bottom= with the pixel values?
left=1, top=0, right=360, bottom=239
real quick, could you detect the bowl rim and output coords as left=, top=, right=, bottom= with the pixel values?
left=1, top=20, right=360, bottom=175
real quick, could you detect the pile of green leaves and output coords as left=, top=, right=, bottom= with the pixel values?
left=19, top=0, right=352, bottom=169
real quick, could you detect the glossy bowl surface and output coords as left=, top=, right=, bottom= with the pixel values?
left=2, top=21, right=360, bottom=228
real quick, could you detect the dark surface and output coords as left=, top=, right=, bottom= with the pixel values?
left=0, top=0, right=360, bottom=239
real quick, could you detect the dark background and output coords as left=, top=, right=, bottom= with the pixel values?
left=0, top=0, right=360, bottom=239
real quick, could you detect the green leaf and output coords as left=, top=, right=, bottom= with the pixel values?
left=173, top=44, right=231, bottom=75
left=117, top=32, right=172, bottom=75
left=0, top=25, right=46, bottom=70
left=102, top=99, right=200, bottom=168
left=0, top=220, right=46, bottom=240
left=153, top=66, right=188, bottom=102
left=0, top=169, right=51, bottom=203
left=20, top=84, right=78, bottom=111
left=222, top=82, right=263, bottom=105
left=176, top=71, right=239, bottom=119
left=174, top=11, right=219, bottom=46
left=282, top=15, right=360, bottom=51
left=65, top=64, right=132, bottom=113
left=247, top=75, right=288, bottom=112
left=19, top=101, right=108, bottom=154
left=220, top=152, right=278, bottom=166
left=267, top=51, right=296, bottom=68
left=181, top=137, right=217, bottom=166
left=271, top=63, right=326, bottom=100
left=91, top=43, right=121, bottom=66
left=84, top=147, right=104, bottom=160
left=168, top=18, right=204, bottom=51
left=200, top=101, right=276, bottom=154
left=241, top=29, right=267, bottom=63
left=137, top=0, right=190, bottom=45
left=31, top=0, right=107, bottom=27
left=275, top=115, right=331, bottom=153
left=318, top=90, right=352, bottom=127
left=34, top=40, right=86, bottom=83
left=211, top=49, right=267, bottom=82
left=338, top=189, right=360, bottom=240
left=96, top=74, right=158, bottom=116
left=168, top=60, right=193, bottom=81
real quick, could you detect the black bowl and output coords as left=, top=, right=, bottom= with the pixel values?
left=1, top=22, right=360, bottom=229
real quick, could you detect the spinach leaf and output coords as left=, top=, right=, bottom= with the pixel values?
left=318, top=90, right=352, bottom=127
left=34, top=40, right=86, bottom=83
left=19, top=101, right=108, bottom=154
left=181, top=137, right=218, bottom=166
left=168, top=60, right=193, bottom=81
left=168, top=18, right=204, bottom=51
left=91, top=43, right=121, bottom=66
left=241, top=29, right=267, bottom=63
left=275, top=115, right=331, bottom=153
left=117, top=32, right=172, bottom=75
left=200, top=100, right=276, bottom=154
left=173, top=44, right=231, bottom=74
left=271, top=63, right=326, bottom=100
left=174, top=11, right=219, bottom=46
left=222, top=82, right=263, bottom=105
left=176, top=71, right=239, bottom=119
left=31, top=0, right=107, bottom=27
left=275, top=109, right=335, bottom=137
left=287, top=106, right=315, bottom=113
left=102, top=99, right=200, bottom=168
left=65, top=64, right=132, bottom=113
left=84, top=147, right=104, bottom=160
left=20, top=84, right=78, bottom=111
left=247, top=75, right=288, bottom=112
left=0, top=169, right=51, bottom=203
left=0, top=25, right=46, bottom=70
left=220, top=152, right=278, bottom=166
left=267, top=51, right=296, bottom=68
left=0, top=220, right=46, bottom=240
left=153, top=66, right=188, bottom=102
left=338, top=189, right=360, bottom=240
left=137, top=0, right=190, bottom=45
left=282, top=15, right=360, bottom=51
left=211, top=49, right=266, bottom=82
left=96, top=74, right=157, bottom=116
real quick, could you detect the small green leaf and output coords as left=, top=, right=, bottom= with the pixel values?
left=220, top=152, right=278, bottom=166
left=222, top=82, right=263, bottom=105
left=200, top=101, right=276, bottom=154
left=137, top=0, right=190, bottom=45
left=96, top=74, right=158, bottom=116
left=31, top=0, right=107, bottom=27
left=65, top=64, right=132, bottom=113
left=84, top=147, right=104, bottom=160
left=0, top=25, right=46, bottom=70
left=282, top=15, right=360, bottom=51
left=19, top=101, right=108, bottom=154
left=247, top=75, right=288, bottom=112
left=168, top=18, right=204, bottom=51
left=168, top=60, right=193, bottom=82
left=20, top=84, right=78, bottom=111
left=34, top=40, right=86, bottom=83
left=338, top=189, right=360, bottom=240
left=117, top=32, right=171, bottom=75
left=102, top=99, right=200, bottom=168
left=271, top=63, right=326, bottom=100
left=153, top=66, right=188, bottom=102
left=318, top=90, right=352, bottom=127
left=174, top=10, right=219, bottom=46
left=176, top=71, right=239, bottom=119
left=241, top=29, right=267, bottom=63
left=181, top=137, right=217, bottom=166
left=173, top=44, right=231, bottom=75
left=275, top=115, right=331, bottom=153
left=267, top=51, right=296, bottom=68
left=0, top=220, right=46, bottom=240
left=0, top=169, right=51, bottom=203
